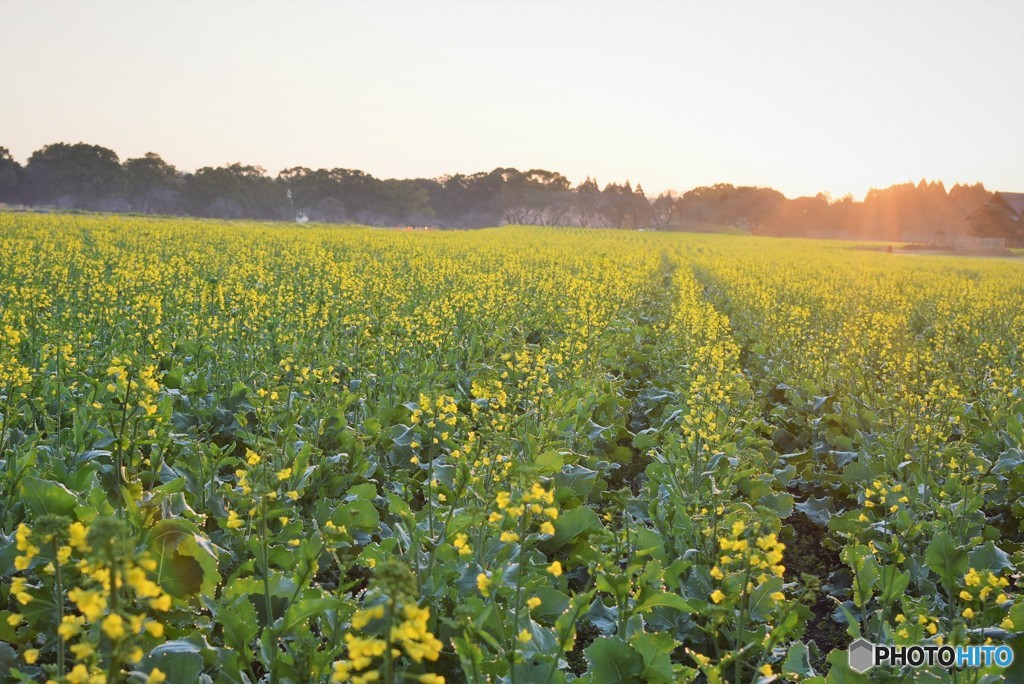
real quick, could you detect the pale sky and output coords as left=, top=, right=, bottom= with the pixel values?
left=2, top=0, right=1022, bottom=199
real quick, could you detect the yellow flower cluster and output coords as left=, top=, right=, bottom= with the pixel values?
left=958, top=567, right=1011, bottom=620
left=7, top=517, right=170, bottom=679
left=488, top=482, right=558, bottom=536
left=330, top=602, right=444, bottom=683
left=716, top=522, right=785, bottom=578
left=858, top=480, right=910, bottom=521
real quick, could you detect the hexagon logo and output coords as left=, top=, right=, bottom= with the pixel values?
left=848, top=639, right=875, bottom=673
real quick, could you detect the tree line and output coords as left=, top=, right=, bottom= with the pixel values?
left=0, top=142, right=1017, bottom=241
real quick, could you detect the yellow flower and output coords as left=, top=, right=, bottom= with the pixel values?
left=417, top=675, right=445, bottom=684
left=277, top=467, right=293, bottom=481
left=547, top=561, right=563, bottom=577
left=759, top=664, right=773, bottom=676
left=539, top=521, right=555, bottom=535
left=102, top=613, right=126, bottom=640
left=66, top=664, right=92, bottom=684
left=70, top=642, right=95, bottom=660
left=770, top=591, right=785, bottom=601
left=527, top=596, right=542, bottom=609
left=59, top=615, right=84, bottom=639
left=710, top=589, right=726, bottom=604
left=710, top=566, right=724, bottom=580
left=477, top=573, right=491, bottom=597
left=6, top=613, right=22, bottom=626
left=962, top=607, right=974, bottom=619
left=226, top=510, right=244, bottom=529
left=518, top=628, right=532, bottom=643
left=150, top=594, right=172, bottom=611
left=24, top=649, right=39, bottom=664
left=69, top=588, right=106, bottom=621
left=147, top=669, right=168, bottom=684
left=959, top=590, right=972, bottom=601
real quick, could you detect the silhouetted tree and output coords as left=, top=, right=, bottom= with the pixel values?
left=24, top=142, right=123, bottom=209
left=573, top=177, right=602, bottom=227
left=123, top=152, right=182, bottom=214
left=184, top=164, right=287, bottom=219
left=0, top=147, right=22, bottom=203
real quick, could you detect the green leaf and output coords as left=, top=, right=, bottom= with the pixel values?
left=142, top=640, right=204, bottom=680
left=584, top=637, right=645, bottom=684
left=760, top=491, right=794, bottom=517
left=19, top=476, right=78, bottom=516
left=925, top=532, right=969, bottom=599
left=824, top=648, right=871, bottom=683
left=747, top=576, right=785, bottom=621
left=332, top=499, right=380, bottom=532
left=208, top=595, right=258, bottom=653
left=539, top=506, right=603, bottom=554
left=282, top=596, right=345, bottom=632
left=878, top=565, right=910, bottom=605
left=345, top=483, right=377, bottom=500
left=967, top=541, right=1014, bottom=572
left=993, top=448, right=1023, bottom=475
left=633, top=589, right=693, bottom=615
left=533, top=450, right=564, bottom=474
left=0, top=611, right=19, bottom=643
left=554, top=465, right=598, bottom=499
left=783, top=641, right=816, bottom=678
left=840, top=545, right=879, bottom=608
left=150, top=519, right=221, bottom=598
left=630, top=632, right=678, bottom=684
left=390, top=424, right=415, bottom=447
left=0, top=643, right=16, bottom=681
left=631, top=430, right=659, bottom=452
left=795, top=496, right=837, bottom=526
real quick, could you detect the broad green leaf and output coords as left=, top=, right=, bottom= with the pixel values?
left=630, top=632, right=678, bottom=684
left=925, top=533, right=968, bottom=598
left=968, top=541, right=1014, bottom=572
left=824, top=648, right=871, bottom=684
left=150, top=519, right=221, bottom=598
left=20, top=477, right=78, bottom=516
left=142, top=640, right=204, bottom=681
left=840, top=545, right=879, bottom=608
left=584, top=637, right=645, bottom=684
left=539, top=506, right=603, bottom=554
left=533, top=450, right=564, bottom=474
left=783, top=641, right=816, bottom=678
left=633, top=589, right=693, bottom=615
left=332, top=498, right=380, bottom=532
left=282, top=596, right=345, bottom=632
left=795, top=496, right=837, bottom=526
left=208, top=595, right=258, bottom=653
left=878, top=565, right=910, bottom=605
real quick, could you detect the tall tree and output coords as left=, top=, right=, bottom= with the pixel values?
left=24, top=142, right=123, bottom=209
left=183, top=164, right=288, bottom=220
left=0, top=147, right=22, bottom=204
left=123, top=152, right=182, bottom=214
